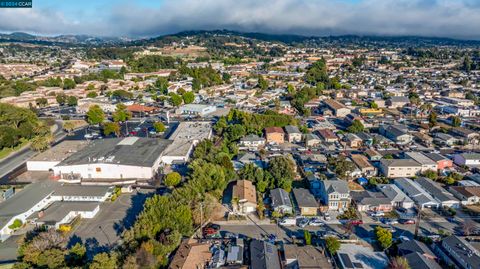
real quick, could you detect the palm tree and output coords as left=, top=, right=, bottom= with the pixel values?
left=388, top=257, right=410, bottom=269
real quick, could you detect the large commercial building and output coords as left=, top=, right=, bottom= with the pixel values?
left=53, top=137, right=172, bottom=183
left=175, top=104, right=217, bottom=117
left=161, top=121, right=212, bottom=164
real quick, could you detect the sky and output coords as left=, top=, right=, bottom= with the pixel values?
left=0, top=0, right=480, bottom=39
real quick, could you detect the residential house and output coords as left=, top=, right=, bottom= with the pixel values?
left=393, top=178, right=439, bottom=209
left=232, top=180, right=257, bottom=214
left=344, top=133, right=363, bottom=148
left=351, top=191, right=393, bottom=212
left=449, top=127, right=480, bottom=144
left=424, top=153, right=453, bottom=170
left=387, top=96, right=410, bottom=108
left=449, top=186, right=480, bottom=205
left=365, top=149, right=383, bottom=161
left=317, top=129, right=338, bottom=143
left=265, top=127, right=285, bottom=144
left=350, top=154, right=376, bottom=177
left=454, top=153, right=480, bottom=168
left=397, top=240, right=441, bottom=269
left=379, top=159, right=422, bottom=178
left=283, top=245, right=333, bottom=269
left=416, top=177, right=459, bottom=208
left=304, top=133, right=322, bottom=147
left=292, top=188, right=318, bottom=216
left=168, top=239, right=212, bottom=269
left=377, top=184, right=415, bottom=209
left=284, top=125, right=302, bottom=143
left=433, top=133, right=458, bottom=146
left=250, top=240, right=282, bottom=269
left=238, top=134, right=266, bottom=151
left=440, top=236, right=480, bottom=269
left=323, top=99, right=351, bottom=117
left=270, top=188, right=293, bottom=215
left=404, top=152, right=438, bottom=172
left=319, top=180, right=351, bottom=212
left=379, top=125, right=413, bottom=145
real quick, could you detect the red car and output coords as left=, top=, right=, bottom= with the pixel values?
left=400, top=219, right=415, bottom=225
left=129, top=131, right=138, bottom=136
left=202, top=227, right=217, bottom=236
left=350, top=220, right=363, bottom=225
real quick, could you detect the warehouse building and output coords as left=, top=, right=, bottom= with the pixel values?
left=27, top=140, right=88, bottom=171
left=53, top=137, right=172, bottom=183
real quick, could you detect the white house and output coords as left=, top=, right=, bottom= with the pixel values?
left=453, top=153, right=480, bottom=168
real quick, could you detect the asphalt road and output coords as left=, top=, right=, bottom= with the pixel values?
left=0, top=121, right=65, bottom=183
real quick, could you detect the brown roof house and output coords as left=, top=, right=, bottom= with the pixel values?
left=265, top=127, right=285, bottom=144
left=169, top=239, right=212, bottom=269
left=232, top=180, right=257, bottom=214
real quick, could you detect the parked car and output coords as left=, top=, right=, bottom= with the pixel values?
left=297, top=218, right=309, bottom=228
left=279, top=218, right=297, bottom=226
left=399, top=219, right=415, bottom=225
left=383, top=219, right=398, bottom=225
left=370, top=211, right=385, bottom=217
left=323, top=212, right=331, bottom=221
left=350, top=220, right=364, bottom=225
left=309, top=218, right=324, bottom=226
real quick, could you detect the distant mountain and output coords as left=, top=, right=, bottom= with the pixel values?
left=0, top=32, right=131, bottom=46
left=137, top=30, right=480, bottom=48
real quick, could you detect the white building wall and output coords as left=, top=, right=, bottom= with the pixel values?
left=27, top=161, right=60, bottom=171
left=53, top=163, right=154, bottom=179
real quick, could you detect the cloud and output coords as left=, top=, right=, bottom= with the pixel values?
left=0, top=0, right=479, bottom=39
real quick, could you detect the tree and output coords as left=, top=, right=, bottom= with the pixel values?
left=67, top=96, right=78, bottom=106
left=87, top=91, right=98, bottom=98
left=325, top=236, right=341, bottom=254
left=423, top=170, right=438, bottom=180
left=375, top=226, right=392, bottom=250
left=8, top=219, right=22, bottom=229
left=388, top=257, right=410, bottom=269
left=287, top=84, right=296, bottom=94
left=63, top=78, right=76, bottom=89
left=182, top=91, right=195, bottom=104
left=428, top=111, right=437, bottom=128
left=462, top=219, right=476, bottom=236
left=258, top=75, right=268, bottom=90
left=153, top=122, right=166, bottom=133
left=463, top=56, right=472, bottom=73
left=347, top=119, right=365, bottom=133
left=169, top=93, right=183, bottom=107
left=268, top=156, right=296, bottom=192
left=30, top=134, right=53, bottom=152
left=35, top=97, right=48, bottom=107
left=56, top=93, right=67, bottom=105
left=451, top=116, right=462, bottom=127
left=369, top=101, right=378, bottom=109
left=165, top=172, right=182, bottom=187
left=86, top=105, right=105, bottom=125
left=103, top=122, right=121, bottom=137
left=89, top=252, right=118, bottom=269
left=304, top=230, right=312, bottom=245
left=112, top=103, right=132, bottom=122
left=62, top=121, right=75, bottom=136
left=67, top=243, right=86, bottom=266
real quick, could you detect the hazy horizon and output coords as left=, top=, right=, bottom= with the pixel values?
left=0, top=0, right=479, bottom=40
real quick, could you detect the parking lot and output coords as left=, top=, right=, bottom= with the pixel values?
left=69, top=189, right=156, bottom=255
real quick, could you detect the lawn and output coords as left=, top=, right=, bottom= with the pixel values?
left=0, top=139, right=30, bottom=160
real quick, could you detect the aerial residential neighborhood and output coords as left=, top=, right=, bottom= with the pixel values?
left=0, top=1, right=480, bottom=269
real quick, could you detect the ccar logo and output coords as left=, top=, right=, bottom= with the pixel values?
left=0, top=0, right=32, bottom=8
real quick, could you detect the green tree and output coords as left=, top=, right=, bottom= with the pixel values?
left=423, top=170, right=438, bottom=180
left=268, top=156, right=295, bottom=192
left=182, top=91, right=195, bottom=104
left=35, top=97, right=48, bottom=107
left=451, top=116, right=461, bottom=127
left=165, top=172, right=182, bottom=187
left=369, top=101, right=379, bottom=109
left=8, top=219, right=22, bottom=229
left=103, top=122, right=121, bottom=137
left=169, top=93, right=183, bottom=107
left=30, top=134, right=53, bottom=152
left=67, top=96, right=78, bottom=106
left=258, top=75, right=268, bottom=90
left=325, top=236, right=341, bottom=254
left=67, top=243, right=86, bottom=267
left=86, top=91, right=98, bottom=98
left=112, top=103, right=132, bottom=122
left=388, top=256, right=410, bottom=269
left=89, top=252, right=118, bottom=269
left=428, top=111, right=438, bottom=128
left=62, top=78, right=76, bottom=90
left=347, top=119, right=365, bottom=133
left=56, top=93, right=67, bottom=105
left=304, top=230, right=312, bottom=245
left=375, top=226, right=392, bottom=250
left=153, top=122, right=166, bottom=133
left=86, top=105, right=105, bottom=125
